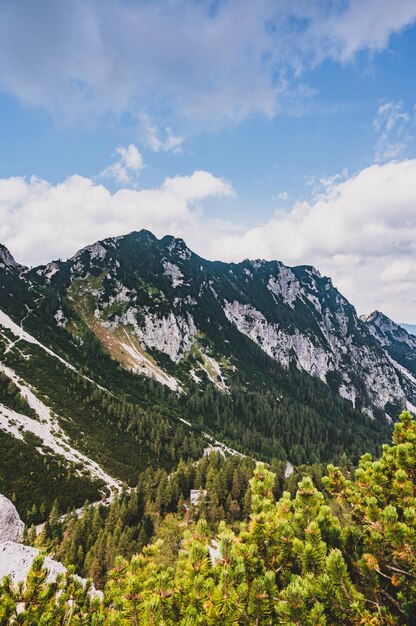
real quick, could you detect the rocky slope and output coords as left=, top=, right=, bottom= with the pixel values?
left=0, top=244, right=18, bottom=270
left=0, top=230, right=415, bottom=520
left=400, top=322, right=416, bottom=336
left=0, top=494, right=24, bottom=542
left=362, top=311, right=416, bottom=378
left=28, top=229, right=416, bottom=415
left=0, top=494, right=100, bottom=596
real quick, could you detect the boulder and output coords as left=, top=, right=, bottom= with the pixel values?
left=0, top=541, right=66, bottom=584
left=0, top=494, right=101, bottom=598
left=0, top=541, right=102, bottom=598
left=0, top=494, right=24, bottom=542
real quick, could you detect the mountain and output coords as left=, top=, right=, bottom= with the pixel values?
left=0, top=230, right=415, bottom=522
left=31, top=229, right=414, bottom=413
left=361, top=310, right=416, bottom=380
left=400, top=322, right=416, bottom=336
left=0, top=244, right=18, bottom=270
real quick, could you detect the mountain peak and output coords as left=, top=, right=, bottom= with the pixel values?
left=361, top=310, right=400, bottom=330
left=69, top=229, right=159, bottom=262
left=400, top=322, right=416, bottom=336
left=160, top=234, right=193, bottom=260
left=70, top=241, right=108, bottom=262
left=362, top=310, right=384, bottom=320
left=0, top=243, right=18, bottom=269
left=298, top=264, right=322, bottom=279
left=362, top=310, right=416, bottom=355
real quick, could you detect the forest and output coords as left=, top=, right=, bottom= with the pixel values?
left=1, top=410, right=415, bottom=625
left=0, top=300, right=391, bottom=525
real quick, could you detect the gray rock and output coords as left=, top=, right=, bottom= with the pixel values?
left=0, top=495, right=102, bottom=598
left=0, top=541, right=66, bottom=584
left=0, top=243, right=18, bottom=269
left=0, top=494, right=24, bottom=543
left=0, top=541, right=102, bottom=598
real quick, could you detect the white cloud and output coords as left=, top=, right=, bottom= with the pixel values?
left=0, top=1, right=415, bottom=127
left=162, top=128, right=184, bottom=153
left=117, top=145, right=143, bottom=171
left=140, top=119, right=184, bottom=153
left=304, top=0, right=416, bottom=63
left=205, top=160, right=416, bottom=322
left=1, top=160, right=416, bottom=322
left=0, top=170, right=234, bottom=268
left=274, top=191, right=289, bottom=201
left=100, top=144, right=144, bottom=185
left=373, top=100, right=415, bottom=162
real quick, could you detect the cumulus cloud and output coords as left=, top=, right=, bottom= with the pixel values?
left=117, top=145, right=143, bottom=171
left=100, top=144, right=144, bottom=185
left=1, top=160, right=415, bottom=321
left=0, top=170, right=234, bottom=266
left=0, top=1, right=415, bottom=127
left=207, top=160, right=416, bottom=321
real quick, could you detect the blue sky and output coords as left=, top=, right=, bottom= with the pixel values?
left=0, top=0, right=415, bottom=321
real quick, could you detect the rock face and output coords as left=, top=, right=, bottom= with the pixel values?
left=0, top=541, right=66, bottom=584
left=0, top=494, right=24, bottom=542
left=0, top=495, right=102, bottom=598
left=0, top=541, right=102, bottom=598
left=362, top=311, right=416, bottom=351
left=0, top=244, right=19, bottom=269
left=400, top=323, right=416, bottom=337
left=2, top=229, right=416, bottom=417
left=362, top=311, right=416, bottom=379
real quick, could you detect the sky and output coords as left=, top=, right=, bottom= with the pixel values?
left=0, top=0, right=415, bottom=322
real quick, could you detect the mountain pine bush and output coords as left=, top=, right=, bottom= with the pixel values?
left=1, top=411, right=415, bottom=625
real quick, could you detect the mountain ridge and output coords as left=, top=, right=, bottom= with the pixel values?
left=2, top=229, right=416, bottom=415
left=0, top=243, right=18, bottom=270
left=400, top=322, right=416, bottom=336
left=1, top=229, right=415, bottom=521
